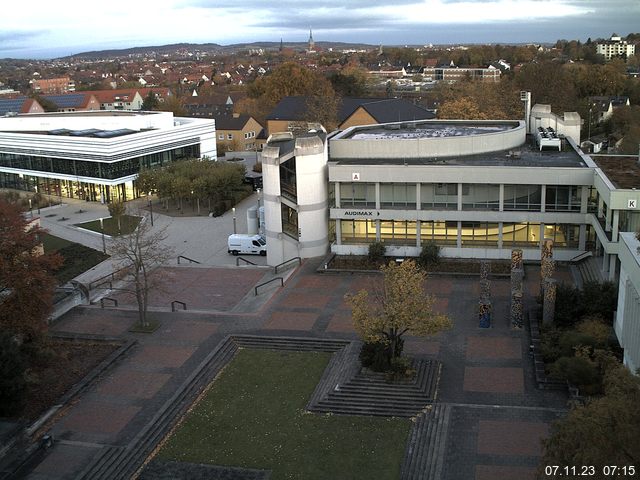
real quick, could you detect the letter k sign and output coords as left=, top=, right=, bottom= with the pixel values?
left=629, top=199, right=637, bottom=209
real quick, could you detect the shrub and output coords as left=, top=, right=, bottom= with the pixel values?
left=581, top=281, right=617, bottom=324
left=0, top=331, right=28, bottom=416
left=576, top=316, right=612, bottom=346
left=418, top=241, right=440, bottom=269
left=367, top=241, right=386, bottom=265
left=359, top=341, right=391, bottom=372
left=554, top=283, right=582, bottom=328
left=549, top=356, right=601, bottom=392
left=558, top=330, right=600, bottom=358
left=540, top=325, right=563, bottom=363
left=385, top=356, right=416, bottom=382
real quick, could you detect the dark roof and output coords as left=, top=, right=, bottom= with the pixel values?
left=42, top=93, right=90, bottom=109
left=266, top=96, right=435, bottom=124
left=593, top=156, right=640, bottom=189
left=0, top=96, right=28, bottom=116
left=213, top=114, right=254, bottom=130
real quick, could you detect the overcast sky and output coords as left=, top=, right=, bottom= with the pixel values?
left=1, top=0, right=638, bottom=59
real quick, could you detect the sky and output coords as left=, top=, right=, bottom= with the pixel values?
left=0, top=0, right=638, bottom=59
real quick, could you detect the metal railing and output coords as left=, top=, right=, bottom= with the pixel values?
left=236, top=257, right=257, bottom=266
left=569, top=251, right=593, bottom=263
left=255, top=277, right=283, bottom=295
left=274, top=257, right=301, bottom=274
left=100, top=297, right=118, bottom=308
left=177, top=255, right=200, bottom=264
left=171, top=300, right=187, bottom=311
left=89, top=266, right=129, bottom=290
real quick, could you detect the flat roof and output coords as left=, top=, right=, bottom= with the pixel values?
left=345, top=122, right=517, bottom=140
left=330, top=136, right=587, bottom=168
left=592, top=156, right=640, bottom=189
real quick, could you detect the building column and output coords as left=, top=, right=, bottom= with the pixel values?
left=612, top=210, right=620, bottom=241
left=457, top=221, right=462, bottom=248
left=602, top=252, right=609, bottom=275
left=605, top=205, right=612, bottom=232
left=416, top=220, right=421, bottom=247
left=539, top=223, right=545, bottom=249
left=598, top=196, right=604, bottom=218
left=609, top=254, right=617, bottom=281
left=580, top=185, right=589, bottom=214
left=416, top=183, right=421, bottom=211
left=498, top=222, right=503, bottom=249
left=375, top=219, right=380, bottom=241
left=335, top=219, right=342, bottom=245
left=375, top=183, right=381, bottom=210
left=540, top=185, right=546, bottom=212
left=499, top=184, right=504, bottom=212
left=579, top=224, right=587, bottom=251
left=457, top=183, right=463, bottom=211
left=334, top=182, right=341, bottom=208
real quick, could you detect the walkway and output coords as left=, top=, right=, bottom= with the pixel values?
left=24, top=258, right=569, bottom=480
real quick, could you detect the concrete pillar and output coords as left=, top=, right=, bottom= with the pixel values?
left=375, top=219, right=381, bottom=241
left=540, top=184, right=546, bottom=213
left=335, top=219, right=342, bottom=245
left=416, top=183, right=421, bottom=210
left=457, top=221, right=462, bottom=248
left=416, top=220, right=421, bottom=247
left=498, top=222, right=504, bottom=249
left=579, top=224, right=587, bottom=251
left=605, top=204, right=612, bottom=231
left=609, top=255, right=617, bottom=281
left=580, top=185, right=589, bottom=214
left=542, top=278, right=557, bottom=325
left=602, top=253, right=609, bottom=274
left=457, top=183, right=463, bottom=211
left=598, top=196, right=604, bottom=218
left=375, top=183, right=380, bottom=210
left=334, top=182, right=341, bottom=208
left=612, top=210, right=620, bottom=241
left=499, top=184, right=504, bottom=212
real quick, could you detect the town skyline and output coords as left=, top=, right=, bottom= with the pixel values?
left=1, top=0, right=639, bottom=60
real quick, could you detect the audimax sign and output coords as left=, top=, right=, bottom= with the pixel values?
left=343, top=210, right=380, bottom=217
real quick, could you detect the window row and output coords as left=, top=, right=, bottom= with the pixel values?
left=337, top=183, right=583, bottom=212
left=339, top=220, right=582, bottom=249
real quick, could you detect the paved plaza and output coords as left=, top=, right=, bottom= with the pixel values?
left=18, top=200, right=570, bottom=479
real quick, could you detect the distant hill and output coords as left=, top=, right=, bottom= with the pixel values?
left=59, top=41, right=377, bottom=60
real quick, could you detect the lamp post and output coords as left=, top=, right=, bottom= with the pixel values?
left=588, top=107, right=592, bottom=141
left=148, top=192, right=154, bottom=226
left=29, top=198, right=33, bottom=218
left=232, top=207, right=237, bottom=234
left=99, top=217, right=106, bottom=254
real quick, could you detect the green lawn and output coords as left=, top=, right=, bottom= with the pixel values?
left=42, top=234, right=109, bottom=284
left=159, top=349, right=411, bottom=480
left=74, top=215, right=141, bottom=236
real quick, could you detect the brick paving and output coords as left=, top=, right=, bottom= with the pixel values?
left=29, top=259, right=571, bottom=480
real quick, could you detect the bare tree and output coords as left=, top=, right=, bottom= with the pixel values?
left=109, top=218, right=174, bottom=327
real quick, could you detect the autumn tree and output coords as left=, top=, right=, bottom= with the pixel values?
left=537, top=365, right=640, bottom=478
left=109, top=220, right=174, bottom=328
left=346, top=259, right=452, bottom=362
left=108, top=200, right=126, bottom=234
left=0, top=200, right=62, bottom=343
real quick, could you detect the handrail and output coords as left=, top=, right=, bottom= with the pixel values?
left=171, top=300, right=187, bottom=311
left=236, top=257, right=257, bottom=266
left=100, top=297, right=118, bottom=308
left=255, top=277, right=284, bottom=295
left=89, top=266, right=129, bottom=290
left=274, top=256, right=301, bottom=274
left=177, top=255, right=201, bottom=265
left=569, top=251, right=593, bottom=263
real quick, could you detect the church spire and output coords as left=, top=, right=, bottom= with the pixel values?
left=308, top=27, right=315, bottom=52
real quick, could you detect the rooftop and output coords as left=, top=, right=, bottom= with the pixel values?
left=592, top=156, right=640, bottom=189
left=346, top=122, right=515, bottom=140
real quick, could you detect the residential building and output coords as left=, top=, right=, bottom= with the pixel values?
left=41, top=93, right=101, bottom=112
left=0, top=111, right=216, bottom=202
left=82, top=89, right=145, bottom=110
left=0, top=97, right=45, bottom=116
left=421, top=65, right=501, bottom=83
left=589, top=96, right=631, bottom=124
left=266, top=96, right=435, bottom=136
left=214, top=113, right=264, bottom=152
left=30, top=77, right=75, bottom=94
left=597, top=35, right=636, bottom=61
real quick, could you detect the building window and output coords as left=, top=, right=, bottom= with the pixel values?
left=545, top=185, right=581, bottom=212
left=460, top=222, right=500, bottom=247
left=218, top=134, right=224, bottom=140
left=502, top=222, right=541, bottom=247
left=380, top=220, right=417, bottom=245
left=544, top=224, right=580, bottom=249
left=462, top=184, right=500, bottom=210
left=420, top=221, right=457, bottom=245
left=281, top=204, right=298, bottom=238
left=227, top=134, right=233, bottom=140
left=503, top=185, right=542, bottom=211
left=380, top=183, right=416, bottom=209
left=279, top=158, right=297, bottom=201
left=339, top=182, right=375, bottom=208
left=421, top=183, right=457, bottom=210
left=340, top=219, right=377, bottom=243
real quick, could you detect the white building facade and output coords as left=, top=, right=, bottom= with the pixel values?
left=0, top=111, right=216, bottom=202
left=596, top=35, right=636, bottom=61
left=615, top=232, right=640, bottom=374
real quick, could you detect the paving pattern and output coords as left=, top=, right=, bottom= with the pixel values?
left=23, top=261, right=572, bottom=480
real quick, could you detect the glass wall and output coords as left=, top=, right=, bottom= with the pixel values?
left=502, top=222, right=541, bottom=247
left=340, top=182, right=375, bottom=208
left=380, top=183, right=416, bottom=209
left=543, top=224, right=580, bottom=249
left=460, top=222, right=500, bottom=247
left=281, top=204, right=298, bottom=238
left=421, top=183, right=457, bottom=209
left=420, top=221, right=457, bottom=245
left=503, top=185, right=542, bottom=211
left=462, top=184, right=500, bottom=210
left=545, top=185, right=581, bottom=212
left=340, top=219, right=377, bottom=243
left=380, top=220, right=417, bottom=244
left=279, top=157, right=297, bottom=201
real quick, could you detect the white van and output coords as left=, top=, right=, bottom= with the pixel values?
left=228, top=234, right=267, bottom=256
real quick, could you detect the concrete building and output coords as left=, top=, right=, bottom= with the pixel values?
left=0, top=110, right=216, bottom=202
left=30, top=77, right=75, bottom=94
left=597, top=35, right=636, bottom=61
left=615, top=232, right=640, bottom=373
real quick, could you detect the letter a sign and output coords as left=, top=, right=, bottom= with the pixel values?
left=629, top=199, right=637, bottom=209
left=352, top=172, right=360, bottom=181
